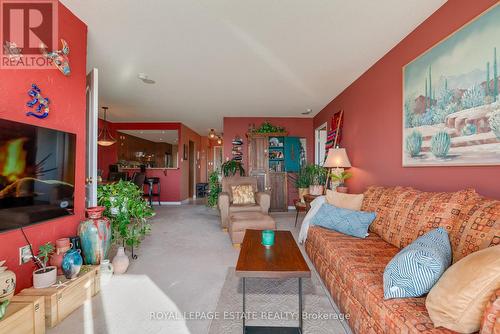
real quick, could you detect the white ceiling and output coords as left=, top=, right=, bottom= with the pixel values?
left=118, top=130, right=179, bottom=144
left=62, top=0, right=446, bottom=135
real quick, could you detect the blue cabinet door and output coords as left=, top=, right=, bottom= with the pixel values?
left=284, top=137, right=301, bottom=172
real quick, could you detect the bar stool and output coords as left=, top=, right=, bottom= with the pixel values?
left=144, top=177, right=161, bottom=206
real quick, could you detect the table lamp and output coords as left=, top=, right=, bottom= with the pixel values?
left=323, top=148, right=352, bottom=192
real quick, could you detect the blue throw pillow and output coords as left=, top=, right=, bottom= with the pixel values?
left=310, top=203, right=376, bottom=238
left=383, top=227, right=452, bottom=299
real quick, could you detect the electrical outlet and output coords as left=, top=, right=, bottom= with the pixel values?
left=19, top=245, right=33, bottom=265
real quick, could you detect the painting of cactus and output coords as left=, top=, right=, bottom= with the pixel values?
left=431, top=131, right=451, bottom=158
left=405, top=131, right=423, bottom=157
left=403, top=4, right=500, bottom=166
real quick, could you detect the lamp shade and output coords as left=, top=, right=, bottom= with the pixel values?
left=324, top=148, right=351, bottom=168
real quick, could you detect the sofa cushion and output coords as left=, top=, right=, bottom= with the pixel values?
left=425, top=245, right=500, bottom=333
left=450, top=197, right=500, bottom=263
left=311, top=203, right=376, bottom=238
left=305, top=226, right=454, bottom=333
left=326, top=190, right=364, bottom=211
left=363, top=186, right=478, bottom=249
left=480, top=289, right=500, bottom=334
left=383, top=227, right=452, bottom=299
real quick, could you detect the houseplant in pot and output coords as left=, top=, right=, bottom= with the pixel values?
left=306, top=164, right=327, bottom=195
left=330, top=171, right=352, bottom=193
left=207, top=170, right=221, bottom=208
left=221, top=160, right=245, bottom=177
left=288, top=167, right=310, bottom=202
left=33, top=242, right=57, bottom=289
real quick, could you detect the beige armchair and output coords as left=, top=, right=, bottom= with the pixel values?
left=218, top=176, right=270, bottom=229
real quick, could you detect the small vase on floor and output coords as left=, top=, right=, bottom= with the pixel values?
left=61, top=249, right=83, bottom=279
left=100, top=260, right=114, bottom=286
left=112, top=247, right=129, bottom=274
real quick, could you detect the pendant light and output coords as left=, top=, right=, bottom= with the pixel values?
left=208, top=128, right=217, bottom=139
left=97, top=107, right=117, bottom=146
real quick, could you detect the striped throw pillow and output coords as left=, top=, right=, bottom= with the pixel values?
left=383, top=227, right=452, bottom=299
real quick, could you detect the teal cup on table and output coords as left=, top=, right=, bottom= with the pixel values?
left=261, top=230, right=275, bottom=248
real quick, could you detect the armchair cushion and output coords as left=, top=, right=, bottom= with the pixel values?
left=231, top=184, right=255, bottom=204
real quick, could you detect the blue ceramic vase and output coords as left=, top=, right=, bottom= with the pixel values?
left=78, top=206, right=112, bottom=265
left=61, top=249, right=83, bottom=279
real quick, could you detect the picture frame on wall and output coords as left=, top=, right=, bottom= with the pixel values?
left=402, top=4, right=500, bottom=167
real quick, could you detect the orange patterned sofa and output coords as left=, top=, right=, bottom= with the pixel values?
left=305, top=186, right=500, bottom=334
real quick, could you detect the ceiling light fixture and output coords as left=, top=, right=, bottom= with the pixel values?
left=301, top=108, right=312, bottom=115
left=97, top=107, right=117, bottom=146
left=138, top=73, right=156, bottom=84
left=217, top=135, right=223, bottom=145
left=208, top=128, right=217, bottom=139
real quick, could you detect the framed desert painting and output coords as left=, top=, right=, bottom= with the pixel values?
left=403, top=4, right=500, bottom=167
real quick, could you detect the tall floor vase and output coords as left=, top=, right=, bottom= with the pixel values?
left=78, top=207, right=112, bottom=265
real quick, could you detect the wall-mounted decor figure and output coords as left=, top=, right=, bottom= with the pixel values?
left=403, top=4, right=500, bottom=166
left=40, top=39, right=70, bottom=76
left=26, top=84, right=50, bottom=119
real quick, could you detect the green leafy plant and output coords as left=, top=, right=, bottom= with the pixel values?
left=207, top=170, right=221, bottom=208
left=288, top=167, right=311, bottom=189
left=330, top=171, right=352, bottom=186
left=431, top=131, right=451, bottom=158
left=36, top=242, right=55, bottom=270
left=252, top=121, right=286, bottom=134
left=305, top=164, right=327, bottom=186
left=98, top=180, right=154, bottom=248
left=405, top=131, right=423, bottom=157
left=221, top=160, right=245, bottom=177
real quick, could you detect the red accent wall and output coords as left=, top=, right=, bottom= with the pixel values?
left=313, top=0, right=500, bottom=199
left=0, top=3, right=87, bottom=291
left=223, top=117, right=315, bottom=205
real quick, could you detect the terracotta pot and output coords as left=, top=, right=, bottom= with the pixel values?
left=0, top=261, right=15, bottom=303
left=336, top=186, right=348, bottom=193
left=112, top=247, right=129, bottom=275
left=298, top=188, right=309, bottom=203
left=49, top=252, right=65, bottom=275
left=78, top=206, right=112, bottom=265
left=33, top=266, right=57, bottom=289
left=55, top=238, right=71, bottom=249
left=309, top=185, right=324, bottom=196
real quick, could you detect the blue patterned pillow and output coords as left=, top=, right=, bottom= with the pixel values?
left=383, top=227, right=452, bottom=299
left=310, top=203, right=376, bottom=238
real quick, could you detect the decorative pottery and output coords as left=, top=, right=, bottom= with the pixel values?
left=69, top=236, right=82, bottom=252
left=49, top=251, right=65, bottom=275
left=78, top=206, right=111, bottom=265
left=33, top=266, right=57, bottom=289
left=298, top=188, right=309, bottom=203
left=61, top=249, right=83, bottom=279
left=309, top=185, right=324, bottom=196
left=55, top=238, right=71, bottom=249
left=100, top=260, right=114, bottom=286
left=0, top=261, right=16, bottom=304
left=112, top=247, right=129, bottom=275
left=0, top=300, right=9, bottom=320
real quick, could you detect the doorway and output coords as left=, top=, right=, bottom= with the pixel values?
left=189, top=140, right=196, bottom=198
left=315, top=122, right=328, bottom=165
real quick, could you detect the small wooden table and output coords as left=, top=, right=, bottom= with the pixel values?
left=303, top=194, right=320, bottom=212
left=236, top=230, right=311, bottom=334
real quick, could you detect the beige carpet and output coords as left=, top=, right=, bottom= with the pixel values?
left=208, top=267, right=348, bottom=334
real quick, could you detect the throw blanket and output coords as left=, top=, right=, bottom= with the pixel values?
left=298, top=196, right=326, bottom=244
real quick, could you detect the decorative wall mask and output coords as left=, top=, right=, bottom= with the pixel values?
left=26, top=84, right=50, bottom=119
left=40, top=39, right=71, bottom=76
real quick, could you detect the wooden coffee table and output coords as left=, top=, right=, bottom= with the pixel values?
left=235, top=229, right=311, bottom=334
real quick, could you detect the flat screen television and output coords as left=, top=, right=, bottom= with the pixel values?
left=0, top=118, right=76, bottom=232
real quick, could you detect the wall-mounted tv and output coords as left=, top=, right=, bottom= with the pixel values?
left=0, top=119, right=76, bottom=232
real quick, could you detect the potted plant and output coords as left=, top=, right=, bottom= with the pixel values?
left=293, top=167, right=310, bottom=202
left=98, top=180, right=154, bottom=251
left=330, top=171, right=352, bottom=193
left=32, top=242, right=57, bottom=288
left=306, top=164, right=327, bottom=196
left=207, top=170, right=221, bottom=208
left=221, top=160, right=245, bottom=177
